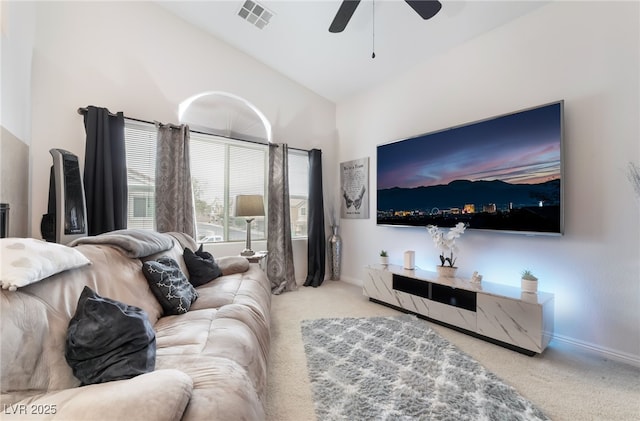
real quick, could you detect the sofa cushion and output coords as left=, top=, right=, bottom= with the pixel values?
left=183, top=245, right=222, bottom=287
left=0, top=238, right=90, bottom=291
left=143, top=257, right=198, bottom=315
left=65, top=286, right=156, bottom=385
left=7, top=369, right=193, bottom=421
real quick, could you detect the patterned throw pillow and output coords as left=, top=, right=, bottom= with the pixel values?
left=142, top=257, right=198, bottom=315
left=183, top=245, right=223, bottom=287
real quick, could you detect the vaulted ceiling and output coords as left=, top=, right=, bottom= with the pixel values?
left=157, top=1, right=548, bottom=103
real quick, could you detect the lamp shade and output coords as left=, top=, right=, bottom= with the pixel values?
left=235, top=195, right=265, bottom=218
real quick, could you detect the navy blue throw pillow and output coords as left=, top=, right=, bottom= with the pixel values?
left=142, top=257, right=198, bottom=315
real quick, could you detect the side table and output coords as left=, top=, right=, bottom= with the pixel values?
left=244, top=251, right=268, bottom=271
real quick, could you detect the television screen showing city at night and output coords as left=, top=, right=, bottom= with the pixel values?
left=376, top=101, right=563, bottom=234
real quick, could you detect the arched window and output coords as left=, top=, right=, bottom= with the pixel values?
left=179, top=91, right=271, bottom=143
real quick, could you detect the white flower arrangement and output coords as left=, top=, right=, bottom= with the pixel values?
left=426, top=222, right=467, bottom=267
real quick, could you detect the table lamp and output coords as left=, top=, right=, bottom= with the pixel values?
left=235, top=195, right=265, bottom=256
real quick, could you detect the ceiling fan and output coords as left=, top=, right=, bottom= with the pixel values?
left=329, top=0, right=442, bottom=33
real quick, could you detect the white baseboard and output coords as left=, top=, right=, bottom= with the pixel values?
left=342, top=275, right=640, bottom=368
left=552, top=333, right=640, bottom=368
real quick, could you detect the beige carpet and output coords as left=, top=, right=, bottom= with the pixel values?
left=266, top=280, right=640, bottom=421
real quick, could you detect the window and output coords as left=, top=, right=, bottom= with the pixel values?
left=124, top=120, right=156, bottom=230
left=124, top=119, right=309, bottom=241
left=288, top=149, right=309, bottom=237
left=133, top=197, right=152, bottom=218
left=190, top=132, right=267, bottom=243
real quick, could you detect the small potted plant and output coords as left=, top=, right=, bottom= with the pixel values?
left=379, top=250, right=389, bottom=266
left=521, top=269, right=538, bottom=293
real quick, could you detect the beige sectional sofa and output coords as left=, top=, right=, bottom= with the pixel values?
left=0, top=231, right=271, bottom=420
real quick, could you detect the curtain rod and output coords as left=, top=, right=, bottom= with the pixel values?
left=77, top=106, right=309, bottom=152
left=77, top=107, right=179, bottom=129
left=77, top=107, right=119, bottom=117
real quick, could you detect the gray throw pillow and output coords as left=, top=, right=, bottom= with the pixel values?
left=142, top=256, right=198, bottom=315
left=65, top=286, right=156, bottom=385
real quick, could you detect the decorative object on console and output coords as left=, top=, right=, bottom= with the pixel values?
left=427, top=222, right=466, bottom=276
left=328, top=225, right=342, bottom=280
left=379, top=250, right=389, bottom=266
left=403, top=250, right=415, bottom=270
left=521, top=269, right=539, bottom=293
left=471, top=270, right=483, bottom=284
left=235, top=194, right=265, bottom=257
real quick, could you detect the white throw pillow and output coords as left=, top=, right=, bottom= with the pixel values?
left=0, top=238, right=91, bottom=291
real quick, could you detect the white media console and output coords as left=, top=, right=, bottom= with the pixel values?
left=363, top=264, right=554, bottom=355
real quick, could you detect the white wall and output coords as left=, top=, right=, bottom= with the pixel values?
left=336, top=1, right=640, bottom=364
left=26, top=1, right=336, bottom=282
left=1, top=1, right=35, bottom=144
left=0, top=2, right=35, bottom=236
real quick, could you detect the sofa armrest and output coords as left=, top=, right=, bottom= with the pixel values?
left=2, top=370, right=193, bottom=421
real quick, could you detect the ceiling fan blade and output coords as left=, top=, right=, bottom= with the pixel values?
left=329, top=0, right=361, bottom=33
left=405, top=0, right=442, bottom=20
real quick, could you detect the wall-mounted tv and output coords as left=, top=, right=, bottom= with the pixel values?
left=377, top=100, right=564, bottom=235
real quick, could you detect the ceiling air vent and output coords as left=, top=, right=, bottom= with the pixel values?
left=237, top=0, right=273, bottom=30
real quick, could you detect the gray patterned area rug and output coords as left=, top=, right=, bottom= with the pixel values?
left=301, top=315, right=550, bottom=421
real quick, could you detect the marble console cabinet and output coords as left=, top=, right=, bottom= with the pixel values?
left=363, top=264, right=554, bottom=355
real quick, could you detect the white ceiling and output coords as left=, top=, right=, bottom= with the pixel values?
left=157, top=1, right=548, bottom=103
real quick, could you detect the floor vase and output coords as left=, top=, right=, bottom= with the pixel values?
left=328, top=225, right=341, bottom=280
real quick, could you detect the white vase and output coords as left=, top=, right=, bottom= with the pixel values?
left=436, top=266, right=458, bottom=278
left=521, top=292, right=539, bottom=303
left=521, top=278, right=538, bottom=293
left=380, top=256, right=389, bottom=266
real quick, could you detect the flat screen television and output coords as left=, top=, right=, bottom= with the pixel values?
left=377, top=100, right=564, bottom=235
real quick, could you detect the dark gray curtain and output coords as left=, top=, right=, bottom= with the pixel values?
left=304, top=149, right=325, bottom=287
left=83, top=106, right=127, bottom=236
left=267, top=143, right=296, bottom=294
left=155, top=124, right=195, bottom=238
